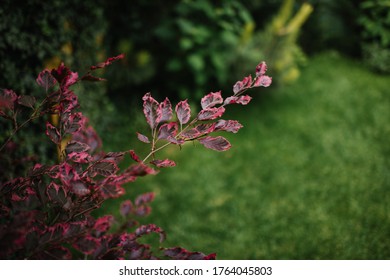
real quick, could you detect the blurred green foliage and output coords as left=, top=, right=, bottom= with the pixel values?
left=0, top=0, right=105, bottom=93
left=104, top=0, right=313, bottom=103
left=155, top=0, right=254, bottom=98
left=300, top=0, right=361, bottom=56
left=2, top=0, right=385, bottom=112
left=358, top=0, right=390, bottom=73
left=104, top=0, right=255, bottom=101
left=0, top=0, right=115, bottom=130
left=5, top=0, right=380, bottom=111
left=300, top=0, right=390, bottom=74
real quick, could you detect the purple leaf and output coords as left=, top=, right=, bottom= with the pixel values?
left=63, top=221, right=87, bottom=239
left=0, top=89, right=18, bottom=112
left=65, top=141, right=90, bottom=154
left=181, top=123, right=216, bottom=139
left=181, top=128, right=202, bottom=139
left=157, top=122, right=178, bottom=140
left=129, top=150, right=142, bottom=163
left=135, top=224, right=166, bottom=243
left=197, top=107, right=225, bottom=121
left=99, top=181, right=125, bottom=199
left=126, top=164, right=158, bottom=177
left=64, top=71, right=79, bottom=88
left=233, top=75, right=252, bottom=94
left=94, top=215, right=114, bottom=235
left=103, top=152, right=125, bottom=163
left=199, top=136, right=231, bottom=151
left=27, top=163, right=49, bottom=177
left=241, top=75, right=252, bottom=87
left=102, top=173, right=136, bottom=186
left=72, top=121, right=102, bottom=153
left=120, top=240, right=151, bottom=259
left=60, top=92, right=79, bottom=113
left=135, top=205, right=152, bottom=217
left=195, top=123, right=216, bottom=134
left=256, top=61, right=268, bottom=77
left=45, top=122, right=61, bottom=144
left=73, top=236, right=99, bottom=255
left=158, top=97, right=173, bottom=123
left=215, top=120, right=243, bottom=133
left=92, top=160, right=119, bottom=176
left=142, top=93, right=161, bottom=129
left=50, top=63, right=78, bottom=89
left=254, top=75, right=272, bottom=87
left=57, top=163, right=82, bottom=188
left=49, top=163, right=64, bottom=179
left=36, top=69, right=57, bottom=91
left=51, top=63, right=70, bottom=84
left=120, top=200, right=134, bottom=217
left=17, top=95, right=36, bottom=109
left=71, top=180, right=90, bottom=196
left=67, top=151, right=91, bottom=163
left=46, top=182, right=67, bottom=206
left=150, top=159, right=176, bottom=168
left=201, top=91, right=223, bottom=109
left=135, top=192, right=155, bottom=206
left=157, top=122, right=184, bottom=144
left=80, top=73, right=107, bottom=82
left=224, top=95, right=252, bottom=105
left=90, top=53, right=125, bottom=70
left=63, top=112, right=85, bottom=134
left=136, top=132, right=150, bottom=143
left=233, top=81, right=243, bottom=95
left=175, top=100, right=191, bottom=125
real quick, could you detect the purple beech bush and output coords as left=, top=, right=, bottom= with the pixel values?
left=0, top=54, right=271, bottom=259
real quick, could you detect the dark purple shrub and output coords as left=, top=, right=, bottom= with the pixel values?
left=0, top=54, right=271, bottom=259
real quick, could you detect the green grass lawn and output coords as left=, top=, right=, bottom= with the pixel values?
left=99, top=52, right=390, bottom=259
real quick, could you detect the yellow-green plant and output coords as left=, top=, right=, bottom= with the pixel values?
left=234, top=0, right=313, bottom=85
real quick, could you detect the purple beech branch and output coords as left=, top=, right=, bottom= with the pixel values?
left=142, top=142, right=171, bottom=163
left=142, top=104, right=224, bottom=163
left=141, top=76, right=262, bottom=163
left=151, top=126, right=158, bottom=159
left=143, top=115, right=199, bottom=163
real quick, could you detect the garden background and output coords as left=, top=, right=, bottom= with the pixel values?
left=1, top=0, right=389, bottom=259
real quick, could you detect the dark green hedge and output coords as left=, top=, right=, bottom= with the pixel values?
left=0, top=0, right=106, bottom=93
left=0, top=0, right=112, bottom=172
